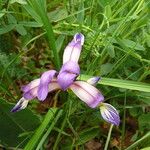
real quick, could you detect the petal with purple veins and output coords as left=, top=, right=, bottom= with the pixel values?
left=11, top=97, right=29, bottom=112
left=63, top=33, right=84, bottom=64
left=70, top=81, right=104, bottom=108
left=38, top=70, right=57, bottom=101
left=99, top=103, right=120, bottom=126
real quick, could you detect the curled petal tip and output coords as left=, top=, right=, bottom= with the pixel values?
left=74, top=33, right=84, bottom=45
left=63, top=33, right=84, bottom=64
left=99, top=103, right=120, bottom=126
left=11, top=97, right=29, bottom=112
left=87, top=77, right=101, bottom=86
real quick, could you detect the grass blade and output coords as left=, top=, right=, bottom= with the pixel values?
left=24, top=108, right=58, bottom=150
left=80, top=75, right=150, bottom=92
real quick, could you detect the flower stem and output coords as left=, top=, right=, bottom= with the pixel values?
left=104, top=124, right=114, bottom=150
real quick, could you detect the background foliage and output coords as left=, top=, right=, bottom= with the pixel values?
left=0, top=0, right=150, bottom=149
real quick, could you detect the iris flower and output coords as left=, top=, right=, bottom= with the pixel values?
left=11, top=33, right=120, bottom=126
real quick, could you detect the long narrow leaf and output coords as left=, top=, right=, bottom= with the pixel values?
left=24, top=108, right=58, bottom=150
left=80, top=75, right=150, bottom=92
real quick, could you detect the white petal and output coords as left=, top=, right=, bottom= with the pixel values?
left=11, top=97, right=29, bottom=112
left=87, top=77, right=101, bottom=86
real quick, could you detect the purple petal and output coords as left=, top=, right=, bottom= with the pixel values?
left=11, top=97, right=29, bottom=112
left=59, top=61, right=80, bottom=75
left=99, top=103, right=120, bottom=126
left=57, top=61, right=80, bottom=90
left=87, top=77, right=101, bottom=86
left=23, top=87, right=38, bottom=100
left=21, top=79, right=40, bottom=93
left=63, top=33, right=84, bottom=64
left=37, top=70, right=57, bottom=101
left=70, top=81, right=104, bottom=108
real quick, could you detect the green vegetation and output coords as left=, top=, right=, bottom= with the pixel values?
left=0, top=0, right=150, bottom=149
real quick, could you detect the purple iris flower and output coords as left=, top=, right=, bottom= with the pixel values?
left=11, top=33, right=120, bottom=126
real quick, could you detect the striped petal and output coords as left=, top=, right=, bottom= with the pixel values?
left=63, top=33, right=84, bottom=64
left=57, top=61, right=80, bottom=90
left=37, top=70, right=57, bottom=101
left=11, top=97, right=29, bottom=112
left=87, top=77, right=101, bottom=86
left=99, top=103, right=120, bottom=126
left=70, top=81, right=104, bottom=108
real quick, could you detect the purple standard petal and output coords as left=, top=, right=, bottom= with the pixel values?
left=70, top=81, right=104, bottom=108
left=63, top=33, right=84, bottom=64
left=57, top=61, right=80, bottom=91
left=87, top=77, right=101, bottom=86
left=37, top=70, right=57, bottom=101
left=99, top=103, right=120, bottom=126
left=11, top=97, right=29, bottom=112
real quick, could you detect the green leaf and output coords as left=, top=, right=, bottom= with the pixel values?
left=120, top=39, right=145, bottom=51
left=9, top=0, right=27, bottom=4
left=141, top=147, right=150, bottom=150
left=77, top=1, right=84, bottom=24
left=138, top=114, right=150, bottom=131
left=15, top=24, right=27, bottom=35
left=107, top=44, right=115, bottom=57
left=98, top=0, right=118, bottom=8
left=0, top=99, right=40, bottom=148
left=7, top=14, right=17, bottom=24
left=19, top=21, right=42, bottom=27
left=36, top=110, right=63, bottom=150
left=80, top=75, right=150, bottom=93
left=48, top=7, right=68, bottom=22
left=0, top=24, right=15, bottom=34
left=125, top=132, right=150, bottom=150
left=56, top=34, right=65, bottom=53
left=100, top=63, right=113, bottom=75
left=104, top=5, right=112, bottom=19
left=23, top=4, right=43, bottom=25
left=24, top=108, right=59, bottom=150
left=0, top=9, right=6, bottom=18
left=75, top=127, right=99, bottom=146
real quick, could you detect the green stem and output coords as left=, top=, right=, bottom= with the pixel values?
left=104, top=124, right=114, bottom=150
left=121, top=92, right=126, bottom=149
